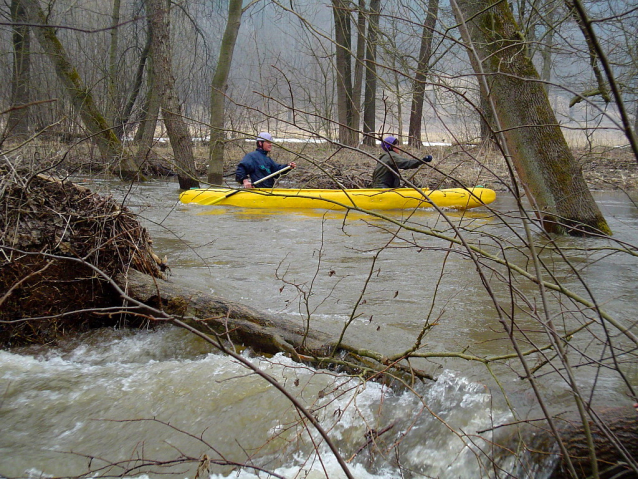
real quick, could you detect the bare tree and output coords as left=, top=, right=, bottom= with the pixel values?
left=19, top=0, right=141, bottom=179
left=350, top=0, right=367, bottom=145
left=452, top=0, right=611, bottom=235
left=563, top=0, right=610, bottom=106
left=207, top=0, right=244, bottom=186
left=139, top=0, right=199, bottom=189
left=407, top=0, right=439, bottom=148
left=362, top=0, right=380, bottom=146
left=4, top=0, right=31, bottom=142
left=333, top=0, right=357, bottom=146
left=106, top=0, right=121, bottom=129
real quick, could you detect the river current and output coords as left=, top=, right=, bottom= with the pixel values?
left=1, top=179, right=637, bottom=478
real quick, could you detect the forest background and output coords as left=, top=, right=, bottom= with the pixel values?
left=2, top=0, right=638, bottom=478
left=2, top=0, right=637, bottom=192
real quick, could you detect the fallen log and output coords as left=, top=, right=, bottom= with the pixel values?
left=115, top=268, right=435, bottom=382
left=548, top=407, right=638, bottom=479
left=117, top=268, right=337, bottom=359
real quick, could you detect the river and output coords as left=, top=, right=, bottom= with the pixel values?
left=1, top=180, right=637, bottom=478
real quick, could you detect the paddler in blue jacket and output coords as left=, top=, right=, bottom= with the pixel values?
left=235, top=132, right=296, bottom=188
left=371, top=136, right=432, bottom=188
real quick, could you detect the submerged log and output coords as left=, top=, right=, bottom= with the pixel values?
left=514, top=407, right=638, bottom=479
left=115, top=269, right=436, bottom=383
left=117, top=268, right=337, bottom=359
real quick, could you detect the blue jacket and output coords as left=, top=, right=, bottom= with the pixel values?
left=235, top=148, right=289, bottom=188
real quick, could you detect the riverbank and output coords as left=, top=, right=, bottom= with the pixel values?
left=13, top=139, right=638, bottom=192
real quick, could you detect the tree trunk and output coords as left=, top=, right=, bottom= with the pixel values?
left=107, top=0, right=121, bottom=128
left=207, top=0, right=243, bottom=186
left=135, top=1, right=162, bottom=169
left=141, top=0, right=198, bottom=189
left=20, top=0, right=141, bottom=179
left=350, top=0, right=366, bottom=145
left=407, top=0, right=439, bottom=148
left=333, top=0, right=357, bottom=146
left=5, top=0, right=31, bottom=141
left=452, top=0, right=611, bottom=236
left=547, top=407, right=638, bottom=478
left=362, top=0, right=380, bottom=146
left=563, top=0, right=610, bottom=104
left=152, top=0, right=198, bottom=189
left=115, top=32, right=150, bottom=140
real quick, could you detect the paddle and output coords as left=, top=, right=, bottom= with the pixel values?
left=205, top=165, right=293, bottom=206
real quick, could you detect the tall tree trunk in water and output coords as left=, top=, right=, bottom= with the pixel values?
left=141, top=0, right=198, bottom=189
left=362, top=0, right=380, bottom=146
left=208, top=0, right=243, bottom=186
left=333, top=0, right=356, bottom=146
left=5, top=0, right=31, bottom=142
left=452, top=0, right=611, bottom=236
left=20, top=0, right=141, bottom=179
left=407, top=0, right=439, bottom=148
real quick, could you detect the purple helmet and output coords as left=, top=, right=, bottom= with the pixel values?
left=382, top=136, right=399, bottom=152
left=257, top=132, right=273, bottom=143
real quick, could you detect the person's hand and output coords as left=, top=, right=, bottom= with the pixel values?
left=289, top=161, right=297, bottom=169
left=422, top=155, right=433, bottom=163
left=242, top=178, right=253, bottom=188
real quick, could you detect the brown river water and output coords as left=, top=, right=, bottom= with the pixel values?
left=1, top=179, right=637, bottom=478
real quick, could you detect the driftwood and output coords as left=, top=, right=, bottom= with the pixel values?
left=115, top=269, right=437, bottom=383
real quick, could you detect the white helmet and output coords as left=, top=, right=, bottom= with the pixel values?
left=257, top=132, right=273, bottom=142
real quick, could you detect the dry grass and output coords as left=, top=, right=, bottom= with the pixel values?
left=5, top=138, right=637, bottom=192
left=214, top=141, right=638, bottom=192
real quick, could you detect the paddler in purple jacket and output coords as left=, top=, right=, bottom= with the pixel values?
left=371, top=136, right=432, bottom=188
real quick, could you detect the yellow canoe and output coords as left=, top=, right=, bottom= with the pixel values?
left=180, top=187, right=496, bottom=211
